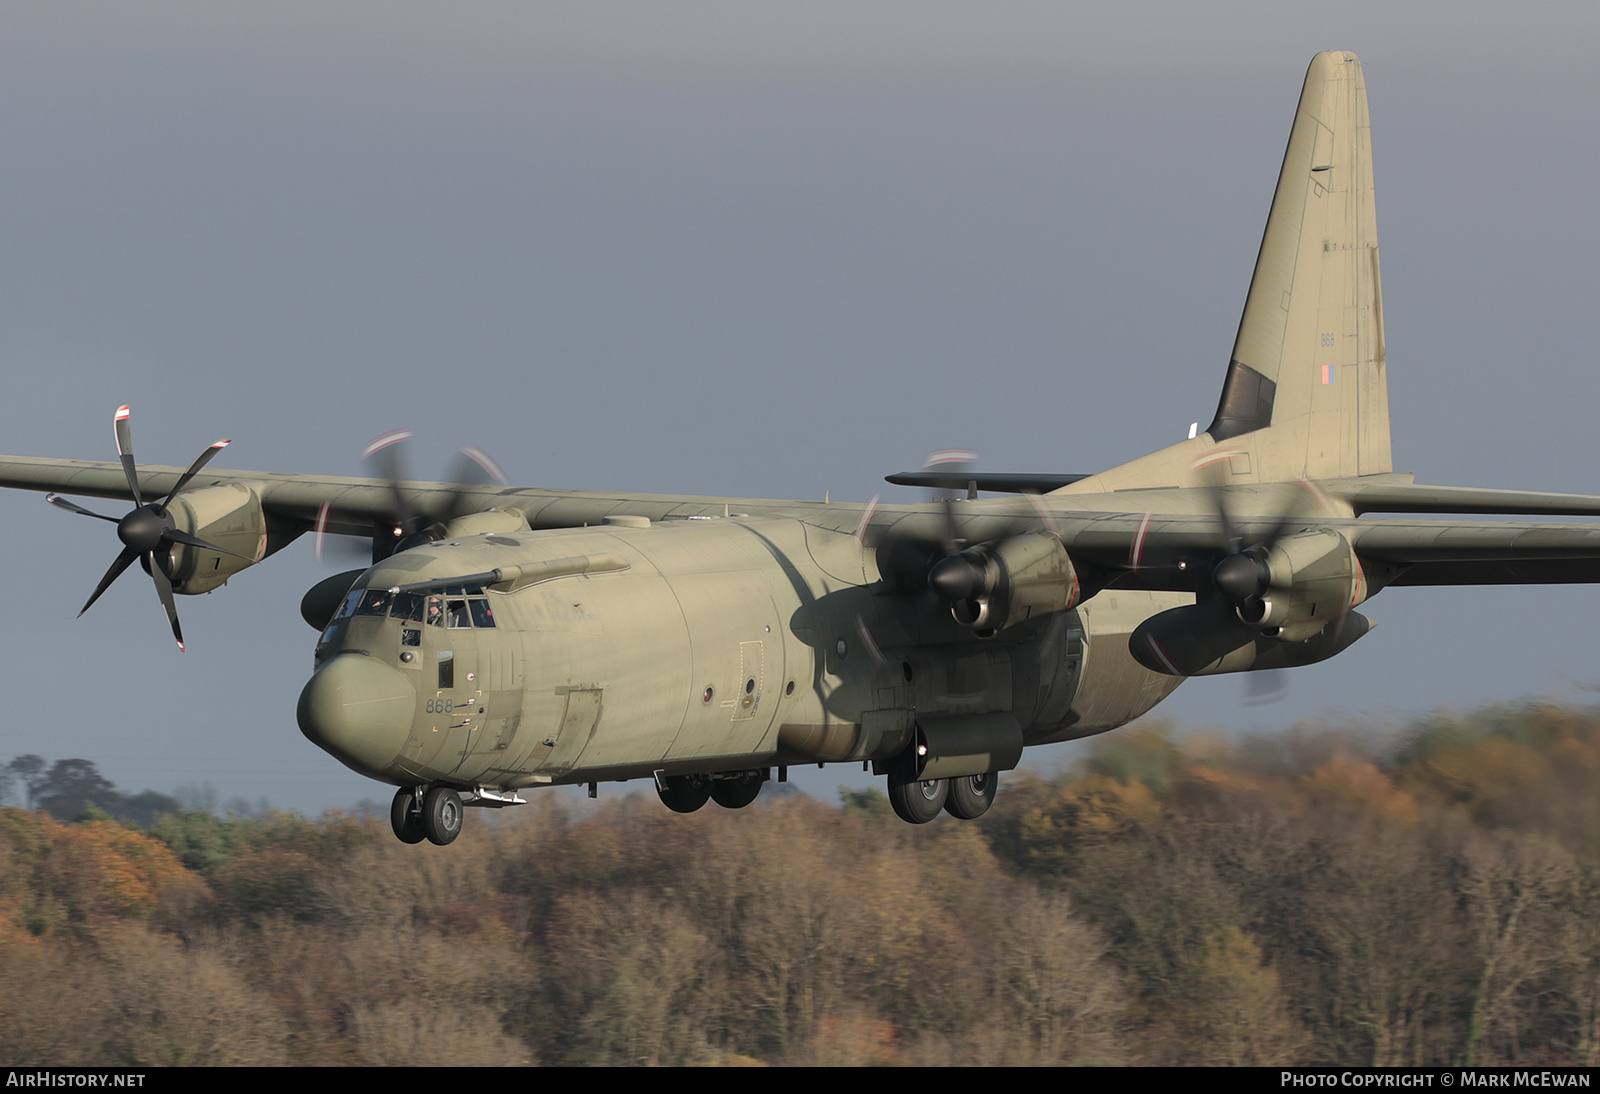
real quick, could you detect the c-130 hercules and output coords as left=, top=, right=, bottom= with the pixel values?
left=4, top=51, right=1599, bottom=844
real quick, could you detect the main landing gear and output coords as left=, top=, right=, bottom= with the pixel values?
left=886, top=771, right=999, bottom=824
left=655, top=769, right=768, bottom=814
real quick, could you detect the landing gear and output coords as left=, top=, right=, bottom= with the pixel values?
left=390, top=786, right=425, bottom=844
left=657, top=773, right=713, bottom=813
left=422, top=785, right=463, bottom=845
left=711, top=769, right=765, bottom=809
left=945, top=771, right=999, bottom=820
left=888, top=777, right=948, bottom=824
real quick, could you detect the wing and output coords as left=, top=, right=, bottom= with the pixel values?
left=0, top=455, right=866, bottom=539
left=1064, top=511, right=1600, bottom=592
left=12, top=452, right=1600, bottom=591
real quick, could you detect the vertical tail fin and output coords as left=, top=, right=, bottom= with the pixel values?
left=1210, top=49, right=1389, bottom=478
left=1065, top=51, right=1390, bottom=493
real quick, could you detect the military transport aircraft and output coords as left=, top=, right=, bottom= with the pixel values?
left=3, top=50, right=1600, bottom=845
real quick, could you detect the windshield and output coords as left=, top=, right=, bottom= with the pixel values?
left=335, top=585, right=495, bottom=628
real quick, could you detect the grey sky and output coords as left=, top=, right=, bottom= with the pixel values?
left=1, top=3, right=1597, bottom=813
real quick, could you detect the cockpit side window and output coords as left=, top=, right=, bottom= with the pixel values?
left=446, top=600, right=471, bottom=628
left=468, top=599, right=496, bottom=628
left=333, top=590, right=363, bottom=621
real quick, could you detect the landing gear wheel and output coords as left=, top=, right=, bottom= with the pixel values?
left=944, top=771, right=999, bottom=820
left=390, top=786, right=426, bottom=844
left=888, top=777, right=948, bottom=824
left=422, top=786, right=463, bottom=845
left=711, top=770, right=764, bottom=809
left=657, top=774, right=712, bottom=814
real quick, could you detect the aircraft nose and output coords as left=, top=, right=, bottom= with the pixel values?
left=297, top=654, right=415, bottom=775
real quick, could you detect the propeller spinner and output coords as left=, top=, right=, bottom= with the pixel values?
left=46, top=405, right=245, bottom=650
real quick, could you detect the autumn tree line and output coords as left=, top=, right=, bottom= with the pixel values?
left=4, top=700, right=1600, bottom=1066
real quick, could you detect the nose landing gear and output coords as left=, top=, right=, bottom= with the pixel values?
left=390, top=787, right=426, bottom=844
left=389, top=784, right=464, bottom=845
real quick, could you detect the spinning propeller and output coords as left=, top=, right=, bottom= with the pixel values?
left=1126, top=457, right=1340, bottom=697
left=315, top=429, right=510, bottom=563
left=45, top=405, right=245, bottom=650
left=876, top=449, right=1077, bottom=633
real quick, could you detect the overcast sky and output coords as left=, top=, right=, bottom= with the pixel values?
left=1, top=3, right=1597, bottom=814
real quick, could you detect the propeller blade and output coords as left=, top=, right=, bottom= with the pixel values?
left=46, top=494, right=119, bottom=523
left=79, top=545, right=141, bottom=618
left=456, top=445, right=508, bottom=486
left=938, top=496, right=965, bottom=556
left=854, top=613, right=888, bottom=666
left=63, top=409, right=238, bottom=649
left=440, top=445, right=511, bottom=521
left=314, top=500, right=331, bottom=562
left=363, top=428, right=417, bottom=528
left=113, top=405, right=142, bottom=507
left=853, top=495, right=880, bottom=545
left=148, top=554, right=186, bottom=651
left=162, top=527, right=252, bottom=561
left=922, top=448, right=978, bottom=501
left=348, top=430, right=513, bottom=558
left=1243, top=667, right=1287, bottom=705
left=160, top=439, right=232, bottom=510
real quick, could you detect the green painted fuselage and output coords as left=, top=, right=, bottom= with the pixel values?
left=298, top=515, right=1186, bottom=791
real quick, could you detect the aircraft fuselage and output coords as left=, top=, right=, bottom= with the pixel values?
left=296, top=516, right=1188, bottom=794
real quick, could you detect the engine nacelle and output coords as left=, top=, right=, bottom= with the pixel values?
left=162, top=483, right=267, bottom=594
left=1244, top=528, right=1367, bottom=642
left=951, top=532, right=1080, bottom=633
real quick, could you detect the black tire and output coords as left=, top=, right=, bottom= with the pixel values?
left=657, top=774, right=712, bottom=814
left=390, top=786, right=426, bottom=844
left=422, top=785, right=464, bottom=845
left=710, top=770, right=764, bottom=809
left=888, top=777, right=947, bottom=824
left=944, top=771, right=999, bottom=820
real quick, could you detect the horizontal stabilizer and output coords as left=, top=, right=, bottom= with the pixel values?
left=1332, top=481, right=1600, bottom=517
left=886, top=471, right=1091, bottom=493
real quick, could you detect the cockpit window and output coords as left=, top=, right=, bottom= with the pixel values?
left=344, top=587, right=496, bottom=628
left=354, top=590, right=393, bottom=617
left=392, top=592, right=427, bottom=623
left=333, top=590, right=363, bottom=621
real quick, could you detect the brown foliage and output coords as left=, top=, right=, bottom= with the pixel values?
left=11, top=699, right=1600, bottom=1065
